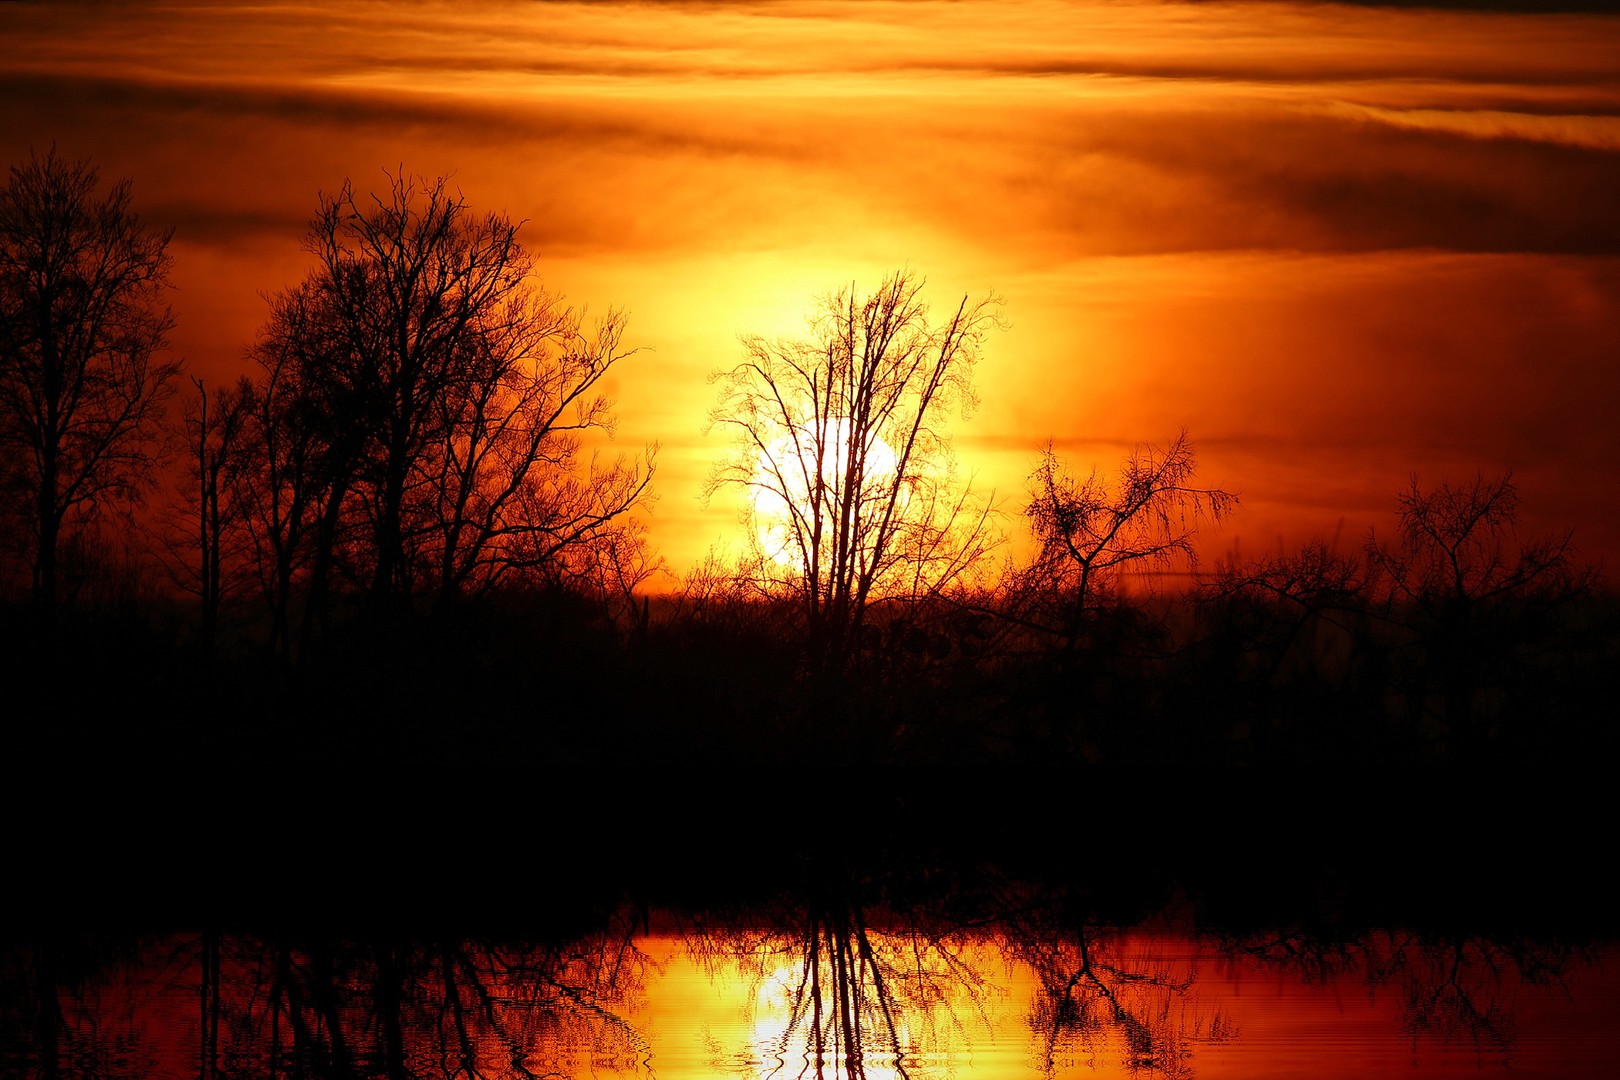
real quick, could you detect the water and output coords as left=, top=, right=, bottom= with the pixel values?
left=6, top=772, right=1613, bottom=1079
left=3, top=920, right=1614, bottom=1079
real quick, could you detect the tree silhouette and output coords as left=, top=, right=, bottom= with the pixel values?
left=706, top=270, right=1004, bottom=697
left=1018, top=430, right=1235, bottom=649
left=239, top=170, right=652, bottom=655
left=0, top=148, right=180, bottom=636
left=154, top=374, right=254, bottom=660
left=1194, top=536, right=1382, bottom=747
left=1364, top=471, right=1597, bottom=747
left=234, top=292, right=340, bottom=661
left=1366, top=472, right=1586, bottom=610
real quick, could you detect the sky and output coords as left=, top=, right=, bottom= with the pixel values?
left=4, top=0, right=1618, bottom=587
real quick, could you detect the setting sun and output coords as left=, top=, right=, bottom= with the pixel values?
left=750, top=417, right=902, bottom=568
left=5, top=0, right=1617, bottom=580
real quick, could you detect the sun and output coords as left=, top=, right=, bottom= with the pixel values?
left=751, top=417, right=900, bottom=567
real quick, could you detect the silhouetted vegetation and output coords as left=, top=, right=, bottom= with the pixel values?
left=230, top=171, right=655, bottom=666
left=2, top=155, right=1615, bottom=791
left=0, top=147, right=180, bottom=647
left=705, top=270, right=1005, bottom=742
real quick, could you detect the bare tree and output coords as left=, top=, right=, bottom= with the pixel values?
left=0, top=147, right=180, bottom=632
left=1198, top=535, right=1373, bottom=691
left=706, top=270, right=1004, bottom=689
left=1364, top=471, right=1597, bottom=737
left=1365, top=471, right=1587, bottom=612
left=236, top=279, right=362, bottom=661
left=156, top=374, right=254, bottom=658
left=238, top=170, right=653, bottom=652
left=1017, top=430, right=1236, bottom=649
left=416, top=305, right=656, bottom=608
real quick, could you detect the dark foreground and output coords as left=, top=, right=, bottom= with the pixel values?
left=9, top=756, right=1614, bottom=948
left=7, top=581, right=1617, bottom=947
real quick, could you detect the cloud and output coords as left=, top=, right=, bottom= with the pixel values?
left=5, top=0, right=1617, bottom=573
left=1325, top=103, right=1620, bottom=150
left=9, top=0, right=1620, bottom=266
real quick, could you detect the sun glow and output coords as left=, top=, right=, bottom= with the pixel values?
left=744, top=956, right=917, bottom=1080
left=751, top=417, right=901, bottom=566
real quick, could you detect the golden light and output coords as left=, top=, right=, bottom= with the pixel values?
left=751, top=417, right=901, bottom=566
left=740, top=955, right=920, bottom=1080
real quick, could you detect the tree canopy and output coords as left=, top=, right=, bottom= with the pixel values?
left=0, top=147, right=180, bottom=630
left=706, top=270, right=1004, bottom=686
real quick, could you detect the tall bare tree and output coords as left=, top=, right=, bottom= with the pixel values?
left=0, top=148, right=180, bottom=632
left=707, top=270, right=1004, bottom=688
left=414, top=304, right=655, bottom=607
left=236, top=278, right=363, bottom=660
left=153, top=374, right=255, bottom=659
left=238, top=170, right=652, bottom=654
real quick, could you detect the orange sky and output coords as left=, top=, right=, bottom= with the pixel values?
left=5, top=0, right=1618, bottom=586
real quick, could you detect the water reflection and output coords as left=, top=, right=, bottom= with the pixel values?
left=4, top=778, right=1614, bottom=1079
left=680, top=891, right=1001, bottom=1079
left=1223, top=927, right=1598, bottom=1061
left=4, top=900, right=1613, bottom=1079
left=1014, top=928, right=1216, bottom=1079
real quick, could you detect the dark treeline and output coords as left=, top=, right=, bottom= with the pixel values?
left=2, top=150, right=1616, bottom=784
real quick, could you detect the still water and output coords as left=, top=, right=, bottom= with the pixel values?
left=4, top=918, right=1615, bottom=1080
left=7, top=774, right=1614, bottom=1080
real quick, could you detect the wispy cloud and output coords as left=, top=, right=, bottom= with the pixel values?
left=3, top=0, right=1617, bottom=571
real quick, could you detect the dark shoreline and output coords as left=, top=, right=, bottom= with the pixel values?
left=9, top=759, right=1613, bottom=946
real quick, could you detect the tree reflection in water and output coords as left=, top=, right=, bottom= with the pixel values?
left=674, top=859, right=1249, bottom=1080
left=1, top=912, right=658, bottom=1080
left=996, top=902, right=1229, bottom=1080
left=258, top=923, right=657, bottom=1078
left=2, top=887, right=1613, bottom=1079
left=680, top=887, right=998, bottom=1079
left=1222, top=927, right=1601, bottom=1063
